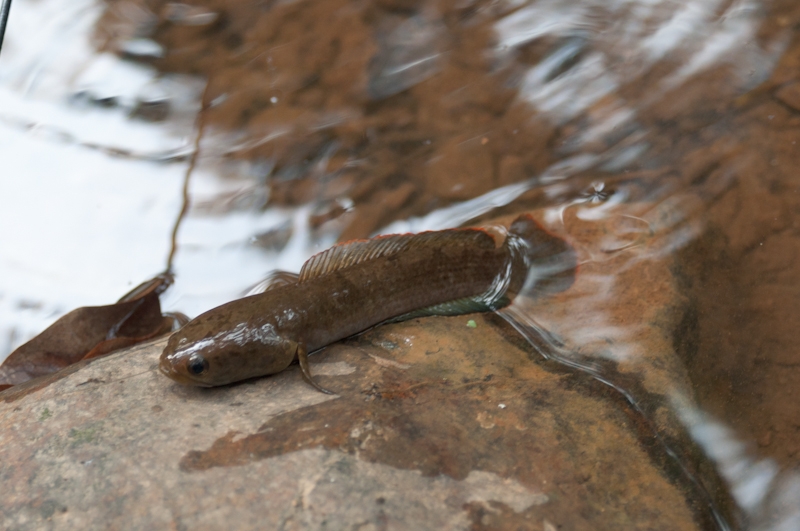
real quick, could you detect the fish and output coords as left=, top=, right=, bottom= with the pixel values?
left=159, top=214, right=575, bottom=393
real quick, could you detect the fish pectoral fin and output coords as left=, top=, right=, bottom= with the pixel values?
left=296, top=343, right=335, bottom=395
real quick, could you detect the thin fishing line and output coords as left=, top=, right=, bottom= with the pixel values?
left=0, top=0, right=11, bottom=55
left=166, top=79, right=211, bottom=273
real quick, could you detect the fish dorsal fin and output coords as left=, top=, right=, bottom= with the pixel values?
left=243, top=271, right=299, bottom=296
left=298, top=228, right=496, bottom=282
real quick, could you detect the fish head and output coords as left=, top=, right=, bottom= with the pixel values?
left=159, top=317, right=298, bottom=387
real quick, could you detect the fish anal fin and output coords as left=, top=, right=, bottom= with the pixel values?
left=298, top=228, right=497, bottom=282
left=385, top=294, right=510, bottom=324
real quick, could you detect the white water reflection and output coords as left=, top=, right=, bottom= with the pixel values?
left=679, top=403, right=800, bottom=531
left=0, top=0, right=315, bottom=360
left=0, top=0, right=188, bottom=358
left=495, top=0, right=782, bottom=145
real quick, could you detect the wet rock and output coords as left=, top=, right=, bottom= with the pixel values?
left=118, top=38, right=165, bottom=60
left=424, top=135, right=495, bottom=201
left=0, top=322, right=702, bottom=531
left=101, top=0, right=554, bottom=231
left=368, top=15, right=445, bottom=99
left=494, top=198, right=742, bottom=527
left=774, top=81, right=800, bottom=112
left=162, top=3, right=218, bottom=26
left=128, top=80, right=174, bottom=122
left=497, top=155, right=527, bottom=187
left=0, top=208, right=734, bottom=530
left=249, top=221, right=293, bottom=253
left=339, top=182, right=416, bottom=240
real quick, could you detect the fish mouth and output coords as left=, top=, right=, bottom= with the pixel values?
left=158, top=356, right=193, bottom=386
left=158, top=359, right=174, bottom=378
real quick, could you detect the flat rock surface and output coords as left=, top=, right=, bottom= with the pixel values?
left=2, top=311, right=703, bottom=530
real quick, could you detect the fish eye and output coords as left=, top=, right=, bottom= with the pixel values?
left=187, top=354, right=209, bottom=376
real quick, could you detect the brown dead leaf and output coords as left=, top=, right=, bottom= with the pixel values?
left=0, top=273, right=187, bottom=391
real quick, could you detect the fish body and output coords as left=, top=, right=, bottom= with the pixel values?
left=159, top=215, right=569, bottom=392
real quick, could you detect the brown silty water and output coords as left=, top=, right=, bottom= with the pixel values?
left=90, top=0, right=800, bottom=527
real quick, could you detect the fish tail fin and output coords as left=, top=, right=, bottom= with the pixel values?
left=505, top=214, right=577, bottom=299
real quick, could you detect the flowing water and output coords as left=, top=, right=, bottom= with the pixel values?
left=1, top=0, right=799, bottom=528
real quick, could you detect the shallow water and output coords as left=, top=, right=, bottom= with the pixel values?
left=2, top=0, right=800, bottom=528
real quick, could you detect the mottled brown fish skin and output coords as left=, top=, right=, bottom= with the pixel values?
left=159, top=216, right=541, bottom=390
